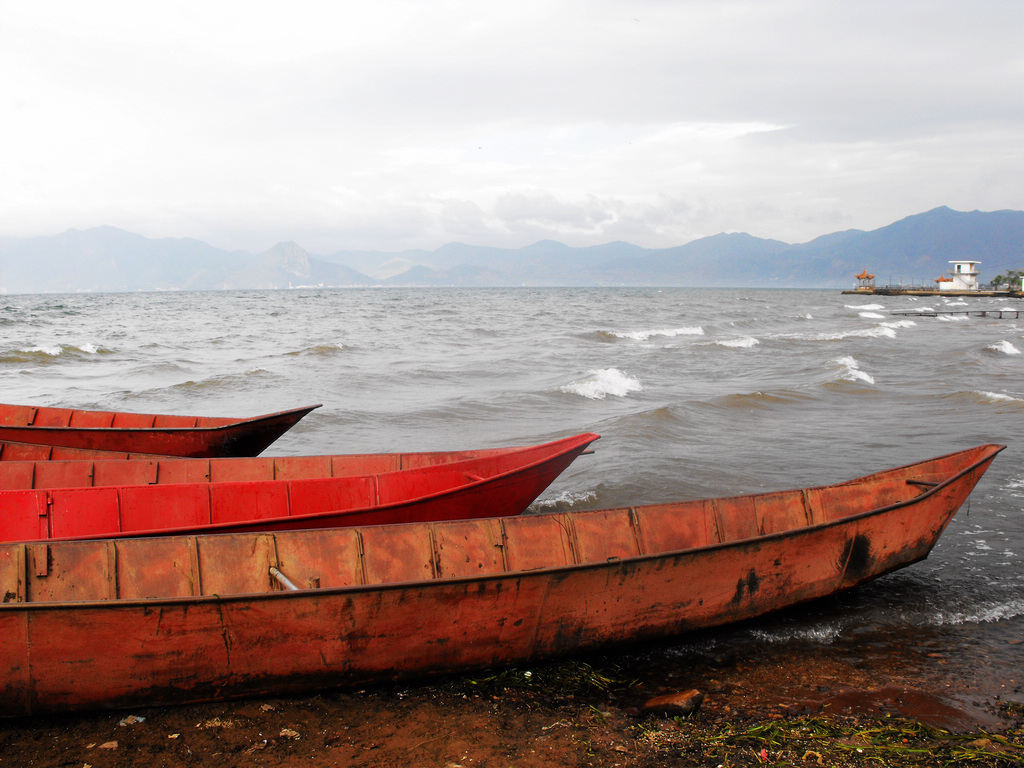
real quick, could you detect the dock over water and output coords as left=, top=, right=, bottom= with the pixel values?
left=891, top=309, right=1022, bottom=319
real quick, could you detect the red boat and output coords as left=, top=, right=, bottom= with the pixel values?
left=0, top=443, right=1001, bottom=716
left=0, top=433, right=599, bottom=542
left=0, top=436, right=597, bottom=489
left=0, top=402, right=321, bottom=458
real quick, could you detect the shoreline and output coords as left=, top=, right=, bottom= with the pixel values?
left=840, top=288, right=1024, bottom=297
left=2, top=636, right=1020, bottom=767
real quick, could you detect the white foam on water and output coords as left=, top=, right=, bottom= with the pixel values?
left=613, top=327, right=704, bottom=341
left=975, top=391, right=1023, bottom=403
left=28, top=344, right=63, bottom=356
left=77, top=343, right=99, bottom=354
left=531, top=490, right=598, bottom=509
left=929, top=598, right=1024, bottom=626
left=781, top=325, right=897, bottom=342
left=846, top=303, right=885, bottom=310
left=986, top=340, right=1021, bottom=355
left=833, top=355, right=875, bottom=384
left=859, top=311, right=885, bottom=319
left=881, top=320, right=916, bottom=329
left=561, top=368, right=643, bottom=399
left=716, top=337, right=759, bottom=349
left=746, top=622, right=846, bottom=644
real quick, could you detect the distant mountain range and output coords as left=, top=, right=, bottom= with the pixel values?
left=1, top=206, right=1022, bottom=294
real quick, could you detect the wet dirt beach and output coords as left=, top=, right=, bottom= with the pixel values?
left=2, top=636, right=1022, bottom=768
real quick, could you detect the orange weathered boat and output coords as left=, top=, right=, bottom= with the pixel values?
left=0, top=443, right=1001, bottom=716
left=0, top=433, right=599, bottom=542
left=0, top=402, right=321, bottom=458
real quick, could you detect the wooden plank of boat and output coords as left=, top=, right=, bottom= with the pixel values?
left=0, top=437, right=590, bottom=486
left=0, top=433, right=600, bottom=542
left=0, top=440, right=171, bottom=462
left=0, top=443, right=1002, bottom=717
left=0, top=402, right=322, bottom=457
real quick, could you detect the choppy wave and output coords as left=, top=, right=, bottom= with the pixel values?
left=779, top=325, right=897, bottom=342
left=706, top=390, right=815, bottom=410
left=530, top=489, right=599, bottom=511
left=832, top=355, right=875, bottom=384
left=846, top=303, right=885, bottom=311
left=603, top=327, right=704, bottom=341
left=859, top=311, right=885, bottom=319
left=1005, top=478, right=1024, bottom=497
left=167, top=368, right=279, bottom=394
left=972, top=390, right=1024, bottom=404
left=714, top=337, right=759, bottom=349
left=880, top=319, right=916, bottom=329
left=985, top=340, right=1021, bottom=355
left=745, top=622, right=846, bottom=645
left=928, top=598, right=1024, bottom=626
left=285, top=342, right=348, bottom=357
left=560, top=369, right=642, bottom=399
left=0, top=343, right=104, bottom=363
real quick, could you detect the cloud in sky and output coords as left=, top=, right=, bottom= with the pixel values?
left=1, top=0, right=1022, bottom=254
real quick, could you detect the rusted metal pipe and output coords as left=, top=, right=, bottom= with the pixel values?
left=270, top=566, right=300, bottom=591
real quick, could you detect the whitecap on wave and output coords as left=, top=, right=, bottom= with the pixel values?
left=973, top=390, right=1023, bottom=404
left=859, top=311, right=885, bottom=319
left=4, top=343, right=102, bottom=359
left=783, top=326, right=896, bottom=341
left=929, top=598, right=1024, bottom=626
left=29, top=344, right=63, bottom=356
left=612, top=327, right=704, bottom=341
left=531, top=490, right=598, bottom=510
left=880, top=319, right=916, bottom=329
left=832, top=355, right=875, bottom=384
left=715, top=337, right=759, bottom=349
left=560, top=368, right=642, bottom=399
left=846, top=303, right=885, bottom=311
left=985, top=340, right=1021, bottom=355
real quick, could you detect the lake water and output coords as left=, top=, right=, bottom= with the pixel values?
left=1, top=287, right=1021, bottom=716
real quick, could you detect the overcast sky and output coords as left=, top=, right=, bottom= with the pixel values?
left=2, top=1, right=1022, bottom=254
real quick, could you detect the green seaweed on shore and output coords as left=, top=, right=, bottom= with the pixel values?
left=681, top=715, right=1024, bottom=766
left=459, top=660, right=639, bottom=696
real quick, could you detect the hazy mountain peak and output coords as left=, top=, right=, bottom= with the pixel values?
left=261, top=242, right=310, bottom=278
left=1, top=207, right=1021, bottom=293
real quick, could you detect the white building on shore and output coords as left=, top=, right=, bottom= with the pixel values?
left=941, top=260, right=981, bottom=291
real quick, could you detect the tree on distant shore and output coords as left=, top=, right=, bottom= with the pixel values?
left=990, top=269, right=1024, bottom=290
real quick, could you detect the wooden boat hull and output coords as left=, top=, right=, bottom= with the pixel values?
left=0, top=433, right=599, bottom=541
left=0, top=403, right=321, bottom=458
left=0, top=443, right=1002, bottom=717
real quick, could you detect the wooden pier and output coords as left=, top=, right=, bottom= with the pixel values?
left=891, top=309, right=1022, bottom=319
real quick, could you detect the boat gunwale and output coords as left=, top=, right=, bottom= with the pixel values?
left=0, top=442, right=1003, bottom=613
left=5, top=431, right=601, bottom=542
left=0, top=404, right=323, bottom=434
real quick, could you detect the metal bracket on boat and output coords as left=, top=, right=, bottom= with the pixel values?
left=269, top=566, right=300, bottom=591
